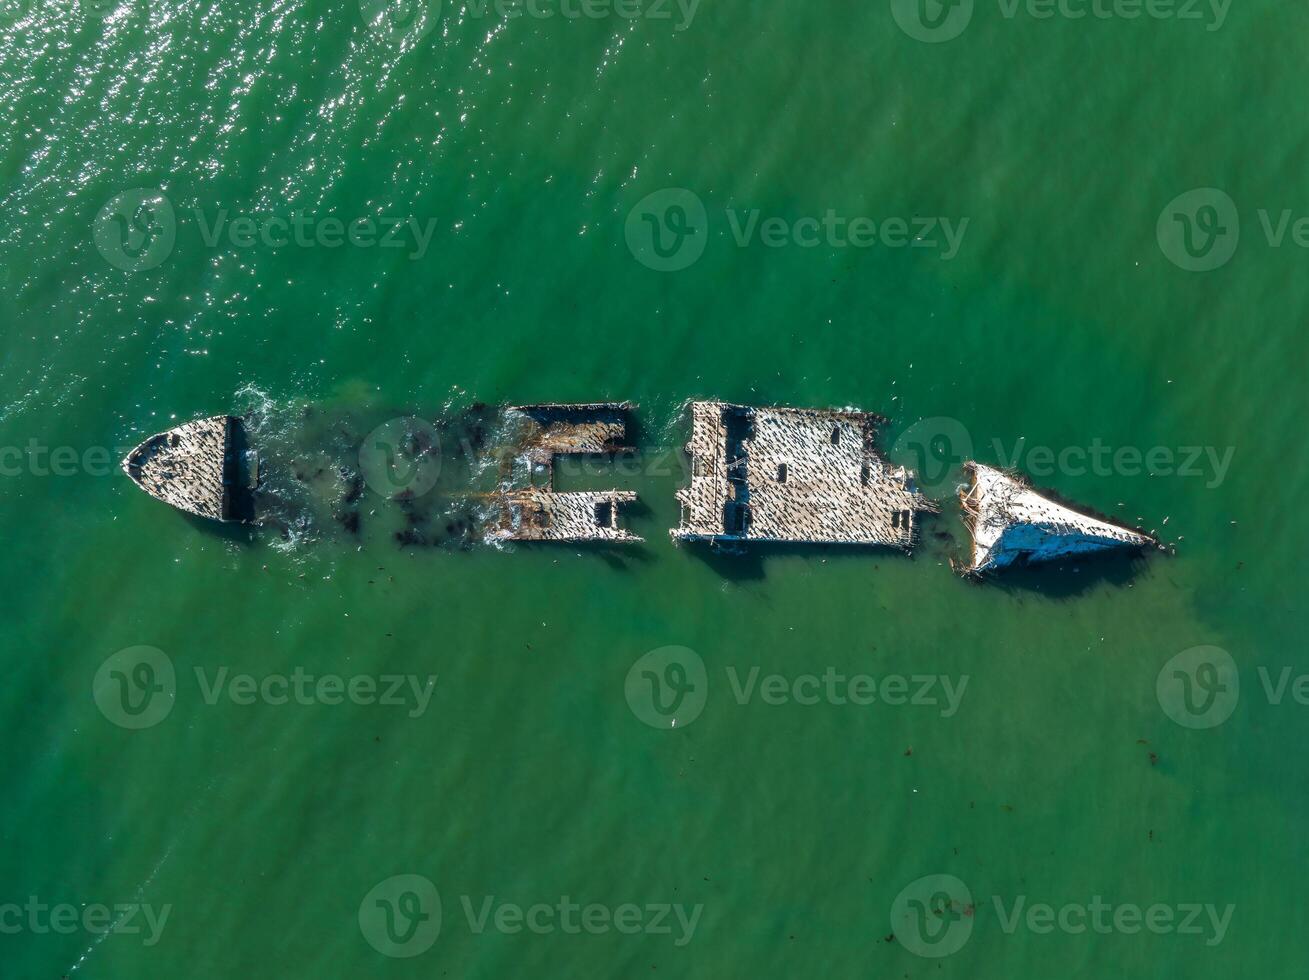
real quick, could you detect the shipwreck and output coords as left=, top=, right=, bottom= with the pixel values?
left=671, top=401, right=937, bottom=550
left=957, top=462, right=1156, bottom=574
left=121, top=415, right=257, bottom=523
left=485, top=403, right=642, bottom=543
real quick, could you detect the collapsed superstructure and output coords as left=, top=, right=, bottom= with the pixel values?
left=957, top=462, right=1156, bottom=574
left=485, top=403, right=642, bottom=543
left=671, top=401, right=937, bottom=549
left=121, top=415, right=255, bottom=523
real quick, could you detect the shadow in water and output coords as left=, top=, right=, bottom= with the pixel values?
left=624, top=495, right=656, bottom=524
left=181, top=512, right=258, bottom=544
left=980, top=549, right=1157, bottom=599
left=679, top=540, right=765, bottom=581
left=226, top=416, right=258, bottom=523
left=679, top=538, right=918, bottom=582
left=505, top=540, right=657, bottom=570
left=596, top=543, right=656, bottom=570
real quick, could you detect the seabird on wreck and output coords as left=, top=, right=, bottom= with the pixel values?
left=485, top=403, right=642, bottom=543
left=671, top=400, right=938, bottom=550
left=957, top=462, right=1156, bottom=574
left=121, top=415, right=257, bottom=523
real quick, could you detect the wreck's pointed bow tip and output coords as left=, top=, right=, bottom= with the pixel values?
left=120, top=437, right=148, bottom=478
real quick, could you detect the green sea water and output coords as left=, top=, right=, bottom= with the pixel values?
left=3, top=0, right=1308, bottom=974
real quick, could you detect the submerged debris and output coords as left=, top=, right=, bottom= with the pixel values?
left=485, top=403, right=642, bottom=543
left=671, top=401, right=937, bottom=549
left=121, top=415, right=257, bottom=523
left=957, top=463, right=1156, bottom=575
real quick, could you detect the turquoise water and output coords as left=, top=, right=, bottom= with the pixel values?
left=2, top=0, right=1308, bottom=975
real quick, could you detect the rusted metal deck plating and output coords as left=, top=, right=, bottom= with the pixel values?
left=671, top=401, right=938, bottom=549
left=487, top=403, right=642, bottom=542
